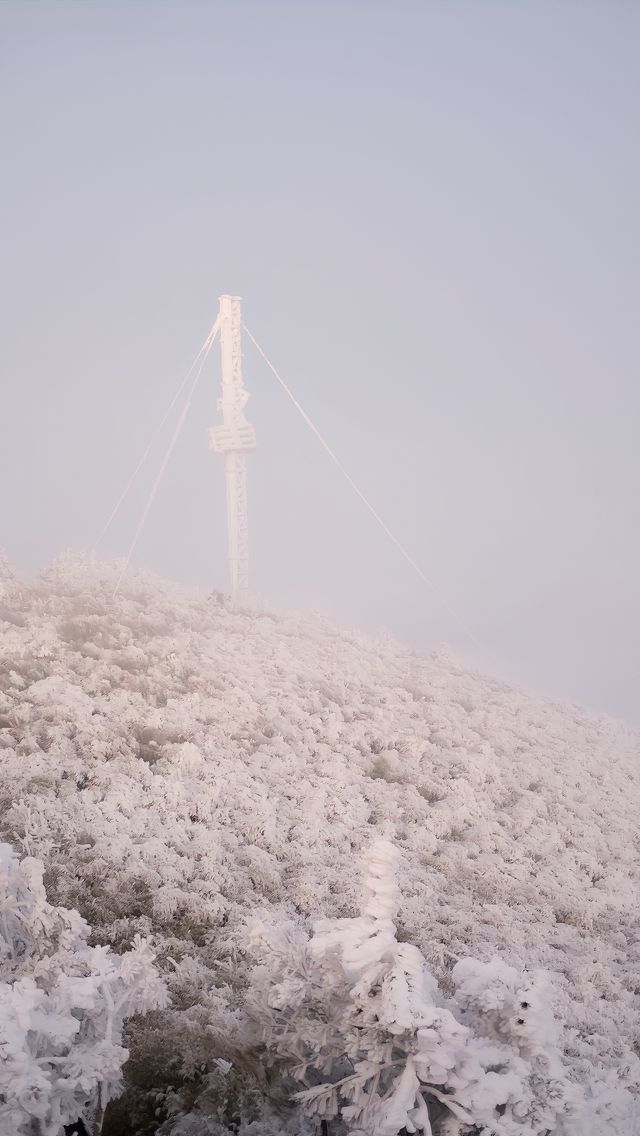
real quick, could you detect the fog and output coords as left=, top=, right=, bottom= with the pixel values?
left=1, top=1, right=638, bottom=723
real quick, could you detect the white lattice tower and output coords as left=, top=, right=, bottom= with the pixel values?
left=208, top=295, right=256, bottom=605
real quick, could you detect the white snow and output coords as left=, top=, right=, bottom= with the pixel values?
left=0, top=553, right=638, bottom=1134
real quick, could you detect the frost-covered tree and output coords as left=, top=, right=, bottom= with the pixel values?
left=247, top=840, right=579, bottom=1136
left=0, top=841, right=168, bottom=1136
left=0, top=549, right=16, bottom=593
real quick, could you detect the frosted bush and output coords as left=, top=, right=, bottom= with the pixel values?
left=0, top=841, right=167, bottom=1136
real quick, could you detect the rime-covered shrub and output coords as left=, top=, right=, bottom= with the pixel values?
left=0, top=841, right=168, bottom=1136
left=247, top=840, right=579, bottom=1135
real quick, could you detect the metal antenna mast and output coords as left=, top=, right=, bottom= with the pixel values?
left=209, top=295, right=256, bottom=605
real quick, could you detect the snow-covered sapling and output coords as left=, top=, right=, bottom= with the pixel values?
left=247, top=839, right=579, bottom=1136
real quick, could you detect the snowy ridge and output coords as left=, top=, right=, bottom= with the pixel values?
left=0, top=553, right=638, bottom=1133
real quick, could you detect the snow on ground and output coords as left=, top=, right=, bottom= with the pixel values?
left=0, top=553, right=638, bottom=1132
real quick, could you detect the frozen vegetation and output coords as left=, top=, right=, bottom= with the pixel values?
left=0, top=552, right=638, bottom=1135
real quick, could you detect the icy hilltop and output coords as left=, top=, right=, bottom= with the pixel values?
left=0, top=554, right=639, bottom=1136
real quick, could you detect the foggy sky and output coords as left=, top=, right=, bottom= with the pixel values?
left=1, top=1, right=639, bottom=723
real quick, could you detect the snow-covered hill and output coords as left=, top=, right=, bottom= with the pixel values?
left=0, top=554, right=638, bottom=1134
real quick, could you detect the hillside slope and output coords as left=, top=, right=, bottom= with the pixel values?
left=0, top=554, right=638, bottom=1133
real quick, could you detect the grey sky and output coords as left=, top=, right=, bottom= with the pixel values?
left=1, top=1, right=638, bottom=722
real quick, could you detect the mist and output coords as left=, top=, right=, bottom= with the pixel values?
left=1, top=0, right=638, bottom=722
